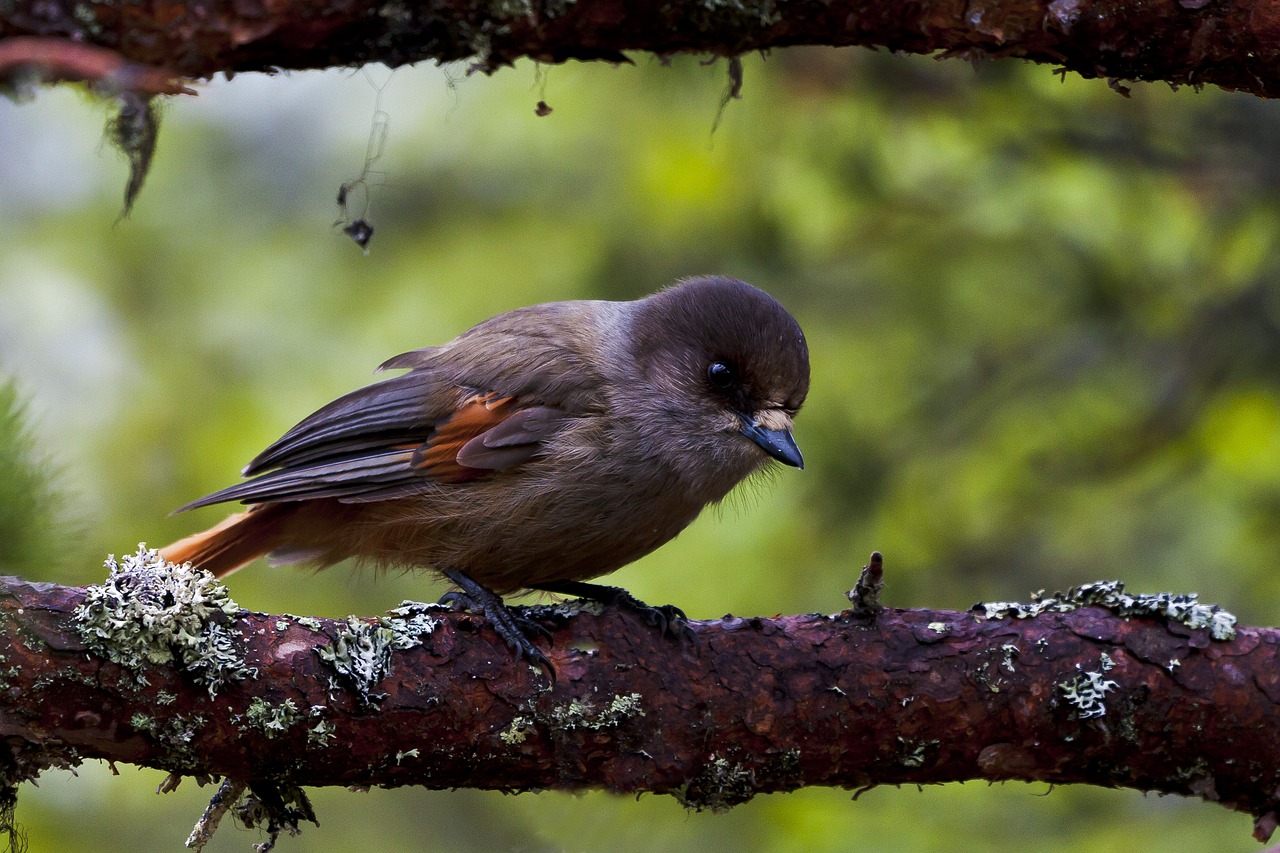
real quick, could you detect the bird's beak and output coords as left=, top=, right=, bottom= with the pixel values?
left=737, top=413, right=804, bottom=469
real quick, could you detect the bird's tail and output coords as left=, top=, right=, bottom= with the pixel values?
left=159, top=504, right=295, bottom=578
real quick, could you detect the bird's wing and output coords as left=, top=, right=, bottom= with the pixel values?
left=174, top=393, right=570, bottom=510
left=243, top=367, right=450, bottom=475
left=243, top=301, right=609, bottom=477
left=176, top=304, right=610, bottom=512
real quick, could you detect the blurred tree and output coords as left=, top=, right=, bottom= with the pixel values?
left=0, top=383, right=60, bottom=573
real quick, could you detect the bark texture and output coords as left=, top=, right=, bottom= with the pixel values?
left=0, top=553, right=1278, bottom=842
left=2, top=0, right=1280, bottom=97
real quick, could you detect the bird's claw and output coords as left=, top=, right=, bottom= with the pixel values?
left=531, top=581, right=695, bottom=642
left=441, top=571, right=556, bottom=681
left=615, top=593, right=694, bottom=641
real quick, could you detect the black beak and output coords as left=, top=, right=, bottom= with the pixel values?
left=738, top=414, right=804, bottom=469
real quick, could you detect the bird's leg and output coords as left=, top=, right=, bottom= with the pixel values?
left=441, top=569, right=554, bottom=679
left=531, top=580, right=694, bottom=641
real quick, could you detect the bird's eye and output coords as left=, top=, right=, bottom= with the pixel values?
left=707, top=360, right=737, bottom=389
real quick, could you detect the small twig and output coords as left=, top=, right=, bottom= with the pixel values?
left=186, top=778, right=246, bottom=852
left=847, top=551, right=884, bottom=620
left=710, top=54, right=744, bottom=134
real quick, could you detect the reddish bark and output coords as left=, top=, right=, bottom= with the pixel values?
left=0, top=570, right=1277, bottom=841
left=0, top=37, right=192, bottom=94
left=1, top=0, right=1280, bottom=97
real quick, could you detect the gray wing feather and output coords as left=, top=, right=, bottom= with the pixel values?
left=177, top=449, right=418, bottom=511
left=243, top=305, right=606, bottom=477
left=244, top=371, right=451, bottom=475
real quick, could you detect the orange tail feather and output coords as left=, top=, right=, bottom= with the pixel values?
left=159, top=504, right=295, bottom=578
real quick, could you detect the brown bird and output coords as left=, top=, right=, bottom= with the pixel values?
left=161, top=275, right=810, bottom=669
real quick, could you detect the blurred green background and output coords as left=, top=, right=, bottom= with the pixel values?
left=2, top=45, right=1278, bottom=851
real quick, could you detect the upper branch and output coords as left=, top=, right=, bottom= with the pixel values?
left=0, top=550, right=1277, bottom=842
left=2, top=0, right=1280, bottom=97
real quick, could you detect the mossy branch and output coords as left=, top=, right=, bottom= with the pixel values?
left=3, top=0, right=1280, bottom=98
left=0, top=547, right=1278, bottom=849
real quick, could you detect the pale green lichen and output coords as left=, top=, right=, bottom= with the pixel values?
left=973, top=643, right=1019, bottom=694
left=676, top=754, right=755, bottom=812
left=898, top=737, right=939, bottom=768
left=296, top=617, right=323, bottom=632
left=315, top=605, right=441, bottom=702
left=74, top=545, right=254, bottom=695
left=305, top=706, right=337, bottom=748
left=975, top=580, right=1237, bottom=641
left=500, top=715, right=535, bottom=745
left=549, top=693, right=644, bottom=731
left=242, top=698, right=302, bottom=739
left=31, top=667, right=93, bottom=693
left=384, top=601, right=443, bottom=649
left=316, top=616, right=395, bottom=703
left=130, top=711, right=207, bottom=769
left=71, top=2, right=102, bottom=35
left=1058, top=655, right=1120, bottom=720
left=307, top=718, right=337, bottom=748
left=499, top=692, right=644, bottom=747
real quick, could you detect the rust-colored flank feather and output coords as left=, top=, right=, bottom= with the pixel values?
left=411, top=393, right=516, bottom=483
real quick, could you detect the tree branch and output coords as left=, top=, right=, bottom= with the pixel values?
left=0, top=547, right=1277, bottom=848
left=2, top=0, right=1280, bottom=98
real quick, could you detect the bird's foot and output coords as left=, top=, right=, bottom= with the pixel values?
left=441, top=570, right=555, bottom=680
left=532, top=581, right=695, bottom=641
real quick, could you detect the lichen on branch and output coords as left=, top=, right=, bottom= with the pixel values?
left=74, top=546, right=254, bottom=695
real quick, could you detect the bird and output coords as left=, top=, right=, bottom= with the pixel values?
left=160, top=275, right=810, bottom=671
